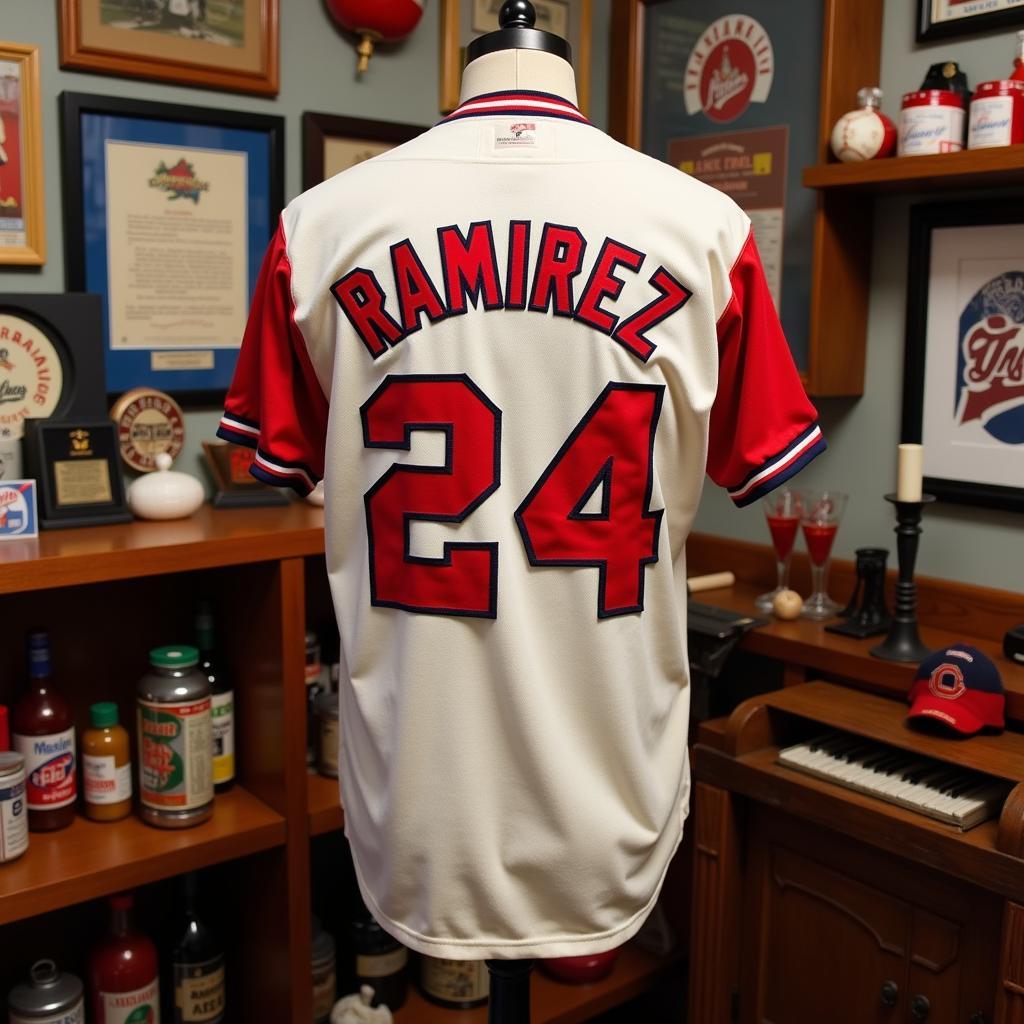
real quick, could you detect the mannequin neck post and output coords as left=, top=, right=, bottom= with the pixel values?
left=459, top=49, right=579, bottom=106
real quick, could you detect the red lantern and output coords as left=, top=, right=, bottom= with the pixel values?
left=324, top=0, right=425, bottom=74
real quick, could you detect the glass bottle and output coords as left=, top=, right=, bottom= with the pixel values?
left=89, top=893, right=161, bottom=1024
left=1013, top=30, right=1024, bottom=82
left=83, top=702, right=133, bottom=822
left=196, top=602, right=235, bottom=793
left=12, top=630, right=77, bottom=832
left=169, top=872, right=226, bottom=1024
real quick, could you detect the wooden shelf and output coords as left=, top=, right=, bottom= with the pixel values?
left=308, top=770, right=345, bottom=835
left=0, top=502, right=325, bottom=594
left=0, top=786, right=285, bottom=926
left=394, top=944, right=680, bottom=1024
left=803, top=145, right=1024, bottom=193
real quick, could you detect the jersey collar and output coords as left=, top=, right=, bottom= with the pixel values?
left=441, top=89, right=591, bottom=126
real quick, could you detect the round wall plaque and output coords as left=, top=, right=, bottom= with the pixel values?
left=110, top=387, right=186, bottom=472
left=0, top=312, right=65, bottom=439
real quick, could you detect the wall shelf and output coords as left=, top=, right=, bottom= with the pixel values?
left=803, top=145, right=1024, bottom=193
left=0, top=786, right=285, bottom=927
left=308, top=770, right=344, bottom=836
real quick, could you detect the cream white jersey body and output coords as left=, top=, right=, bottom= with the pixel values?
left=220, top=90, right=823, bottom=959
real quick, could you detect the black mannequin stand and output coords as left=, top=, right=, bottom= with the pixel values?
left=487, top=959, right=534, bottom=1024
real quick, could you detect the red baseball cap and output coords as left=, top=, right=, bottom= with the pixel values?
left=907, top=644, right=1005, bottom=735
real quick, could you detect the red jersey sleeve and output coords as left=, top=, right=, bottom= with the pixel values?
left=707, top=229, right=826, bottom=507
left=217, top=221, right=329, bottom=496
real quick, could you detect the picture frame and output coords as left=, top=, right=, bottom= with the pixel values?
left=60, top=91, right=284, bottom=405
left=901, top=200, right=1024, bottom=514
left=917, top=0, right=1024, bottom=43
left=0, top=42, right=45, bottom=266
left=302, top=113, right=426, bottom=191
left=439, top=0, right=592, bottom=114
left=58, top=0, right=280, bottom=97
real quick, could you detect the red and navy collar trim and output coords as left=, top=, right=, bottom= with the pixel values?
left=441, top=89, right=590, bottom=126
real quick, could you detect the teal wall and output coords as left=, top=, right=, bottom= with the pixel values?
left=692, top=3, right=1023, bottom=591
left=2, top=1, right=1019, bottom=591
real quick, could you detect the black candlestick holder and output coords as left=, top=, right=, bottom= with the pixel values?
left=870, top=493, right=936, bottom=663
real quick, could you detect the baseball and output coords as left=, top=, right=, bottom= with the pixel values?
left=772, top=589, right=803, bottom=620
left=830, top=109, right=893, bottom=162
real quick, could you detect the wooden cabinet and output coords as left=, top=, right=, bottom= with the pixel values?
left=742, top=809, right=999, bottom=1024
left=0, top=505, right=676, bottom=1023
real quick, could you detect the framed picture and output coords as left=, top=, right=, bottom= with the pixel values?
left=609, top=0, right=821, bottom=376
left=917, top=0, right=1024, bottom=42
left=58, top=0, right=280, bottom=96
left=439, top=0, right=592, bottom=114
left=61, top=91, right=284, bottom=404
left=0, top=42, right=45, bottom=266
left=901, top=200, right=1024, bottom=514
left=302, top=113, right=426, bottom=191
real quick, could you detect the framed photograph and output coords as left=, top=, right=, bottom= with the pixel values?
left=901, top=200, right=1024, bottom=514
left=0, top=42, right=45, bottom=266
left=439, top=0, right=592, bottom=114
left=61, top=92, right=284, bottom=404
left=302, top=113, right=426, bottom=191
left=59, top=0, right=279, bottom=96
left=917, top=0, right=1024, bottom=42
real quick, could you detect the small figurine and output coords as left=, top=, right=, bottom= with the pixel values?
left=331, top=987, right=393, bottom=1024
left=831, top=87, right=896, bottom=162
left=127, top=452, right=204, bottom=520
left=772, top=589, right=803, bottom=621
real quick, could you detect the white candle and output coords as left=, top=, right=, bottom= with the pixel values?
left=897, top=443, right=923, bottom=502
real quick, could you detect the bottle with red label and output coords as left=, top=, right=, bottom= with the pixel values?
left=90, top=892, right=162, bottom=1024
left=12, top=629, right=77, bottom=831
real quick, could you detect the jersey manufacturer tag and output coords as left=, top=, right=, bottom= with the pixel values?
left=491, top=121, right=550, bottom=153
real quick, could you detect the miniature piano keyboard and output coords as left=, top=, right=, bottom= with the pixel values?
left=778, top=730, right=1012, bottom=831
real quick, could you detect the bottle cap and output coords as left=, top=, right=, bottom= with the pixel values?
left=27, top=629, right=52, bottom=679
left=110, top=892, right=133, bottom=911
left=90, top=702, right=119, bottom=729
left=150, top=645, right=200, bottom=668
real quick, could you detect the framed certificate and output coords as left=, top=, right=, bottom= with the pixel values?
left=61, top=92, right=284, bottom=403
left=0, top=42, right=45, bottom=266
left=918, top=0, right=1024, bottom=42
left=302, top=112, right=425, bottom=191
left=439, top=0, right=592, bottom=114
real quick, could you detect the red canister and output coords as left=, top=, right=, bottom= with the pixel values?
left=898, top=90, right=965, bottom=156
left=968, top=80, right=1024, bottom=149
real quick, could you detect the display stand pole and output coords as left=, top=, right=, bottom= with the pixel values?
left=486, top=959, right=534, bottom=1024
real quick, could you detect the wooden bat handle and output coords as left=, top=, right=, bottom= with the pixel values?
left=686, top=571, right=735, bottom=594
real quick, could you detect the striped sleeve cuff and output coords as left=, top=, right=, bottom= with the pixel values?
left=727, top=423, right=827, bottom=507
left=216, top=414, right=321, bottom=498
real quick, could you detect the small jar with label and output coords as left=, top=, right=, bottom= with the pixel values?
left=0, top=750, right=29, bottom=863
left=7, top=959, right=84, bottom=1024
left=351, top=910, right=408, bottom=1010
left=419, top=956, right=489, bottom=1010
left=311, top=917, right=337, bottom=1024
left=314, top=692, right=340, bottom=779
left=968, top=79, right=1024, bottom=149
left=898, top=89, right=965, bottom=156
left=137, top=645, right=213, bottom=829
left=83, top=702, right=132, bottom=822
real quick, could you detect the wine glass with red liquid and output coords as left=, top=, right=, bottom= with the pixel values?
left=799, top=490, right=848, bottom=621
left=756, top=489, right=804, bottom=613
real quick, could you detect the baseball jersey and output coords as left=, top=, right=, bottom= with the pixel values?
left=219, top=89, right=825, bottom=960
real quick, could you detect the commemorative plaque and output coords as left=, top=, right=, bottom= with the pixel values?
left=24, top=420, right=131, bottom=529
left=202, top=441, right=288, bottom=508
left=110, top=388, right=186, bottom=473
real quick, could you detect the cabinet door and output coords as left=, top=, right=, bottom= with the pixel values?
left=743, top=842, right=908, bottom=1024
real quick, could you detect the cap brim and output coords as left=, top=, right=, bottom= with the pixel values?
left=907, top=695, right=986, bottom=735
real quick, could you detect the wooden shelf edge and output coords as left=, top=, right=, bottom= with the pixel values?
left=803, top=146, right=1024, bottom=193
left=307, top=771, right=345, bottom=836
left=0, top=786, right=286, bottom=926
left=393, top=943, right=682, bottom=1024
